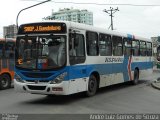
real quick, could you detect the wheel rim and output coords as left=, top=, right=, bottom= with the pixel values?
left=1, top=77, right=8, bottom=88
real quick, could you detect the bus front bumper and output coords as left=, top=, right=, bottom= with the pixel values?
left=14, top=79, right=68, bottom=95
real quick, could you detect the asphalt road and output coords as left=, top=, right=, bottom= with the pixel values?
left=0, top=71, right=160, bottom=114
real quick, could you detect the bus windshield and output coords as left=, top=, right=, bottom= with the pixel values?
left=15, top=35, right=66, bottom=70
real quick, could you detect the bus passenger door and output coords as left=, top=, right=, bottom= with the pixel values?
left=68, top=29, right=87, bottom=94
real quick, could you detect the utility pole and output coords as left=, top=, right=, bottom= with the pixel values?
left=103, top=7, right=119, bottom=30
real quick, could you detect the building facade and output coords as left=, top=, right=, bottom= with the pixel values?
left=3, top=24, right=17, bottom=38
left=44, top=8, right=93, bottom=25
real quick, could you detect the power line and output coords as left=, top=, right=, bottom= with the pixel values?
left=21, top=0, right=160, bottom=7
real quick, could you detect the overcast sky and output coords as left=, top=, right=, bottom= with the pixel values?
left=1, top=0, right=160, bottom=38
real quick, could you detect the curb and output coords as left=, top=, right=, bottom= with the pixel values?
left=151, top=81, right=160, bottom=90
left=153, top=69, right=160, bottom=72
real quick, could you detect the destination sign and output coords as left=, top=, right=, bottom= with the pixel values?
left=24, top=25, right=61, bottom=32
left=18, top=22, right=66, bottom=34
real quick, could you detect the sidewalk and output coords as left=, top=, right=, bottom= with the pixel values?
left=151, top=81, right=160, bottom=90
left=153, top=65, right=160, bottom=72
left=151, top=66, right=160, bottom=90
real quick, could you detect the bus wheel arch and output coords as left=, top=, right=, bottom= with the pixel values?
left=132, top=67, right=139, bottom=85
left=86, top=72, right=100, bottom=97
left=0, top=73, right=11, bottom=90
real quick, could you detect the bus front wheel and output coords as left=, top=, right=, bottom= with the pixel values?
left=0, top=74, right=11, bottom=90
left=86, top=75, right=97, bottom=97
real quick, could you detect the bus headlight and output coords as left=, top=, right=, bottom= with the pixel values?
left=50, top=72, right=67, bottom=84
left=14, top=73, right=24, bottom=83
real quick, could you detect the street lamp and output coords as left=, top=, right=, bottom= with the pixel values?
left=16, top=0, right=51, bottom=29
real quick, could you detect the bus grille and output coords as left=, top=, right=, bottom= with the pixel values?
left=21, top=72, right=53, bottom=78
left=25, top=80, right=49, bottom=83
left=27, top=85, right=46, bottom=90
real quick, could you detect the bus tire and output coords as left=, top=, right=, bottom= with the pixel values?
left=0, top=74, right=11, bottom=90
left=86, top=75, right=97, bottom=97
left=132, top=69, right=139, bottom=85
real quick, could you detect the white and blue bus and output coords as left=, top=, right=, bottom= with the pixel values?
left=14, top=21, right=153, bottom=96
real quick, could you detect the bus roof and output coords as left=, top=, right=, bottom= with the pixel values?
left=19, top=20, right=151, bottom=42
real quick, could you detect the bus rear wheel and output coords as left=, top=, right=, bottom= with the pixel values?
left=86, top=75, right=97, bottom=97
left=132, top=69, right=139, bottom=85
left=0, top=74, right=11, bottom=90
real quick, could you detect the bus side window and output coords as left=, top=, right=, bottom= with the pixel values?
left=86, top=31, right=98, bottom=56
left=123, top=38, right=132, bottom=56
left=132, top=40, right=140, bottom=56
left=112, top=36, right=123, bottom=56
left=146, top=42, right=152, bottom=56
left=0, top=41, right=5, bottom=58
left=69, top=33, right=85, bottom=65
left=99, top=33, right=112, bottom=56
left=140, top=41, right=146, bottom=56
left=5, top=42, right=15, bottom=59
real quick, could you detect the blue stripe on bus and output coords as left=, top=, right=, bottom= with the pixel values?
left=132, top=62, right=153, bottom=70
left=14, top=67, right=69, bottom=81
left=123, top=56, right=130, bottom=81
left=15, top=61, right=153, bottom=82
left=68, top=61, right=152, bottom=80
